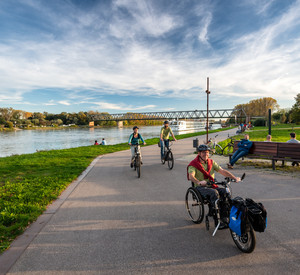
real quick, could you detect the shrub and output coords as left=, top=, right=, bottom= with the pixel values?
left=5, top=121, right=14, bottom=128
left=253, top=118, right=266, bottom=127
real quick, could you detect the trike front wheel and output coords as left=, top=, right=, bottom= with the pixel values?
left=230, top=225, right=256, bottom=253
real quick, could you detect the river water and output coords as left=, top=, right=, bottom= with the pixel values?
left=0, top=124, right=221, bottom=158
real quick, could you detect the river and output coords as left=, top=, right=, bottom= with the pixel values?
left=0, top=124, right=221, bottom=158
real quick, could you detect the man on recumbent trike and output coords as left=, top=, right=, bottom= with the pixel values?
left=187, top=144, right=241, bottom=229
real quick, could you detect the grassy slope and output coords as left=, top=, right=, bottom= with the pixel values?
left=0, top=127, right=233, bottom=252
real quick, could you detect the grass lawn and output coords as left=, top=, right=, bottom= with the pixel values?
left=0, top=127, right=234, bottom=253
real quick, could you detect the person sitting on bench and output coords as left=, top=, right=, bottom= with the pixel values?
left=287, top=132, right=299, bottom=166
left=227, top=134, right=253, bottom=169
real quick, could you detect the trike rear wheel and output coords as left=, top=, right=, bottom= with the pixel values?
left=185, top=187, right=204, bottom=223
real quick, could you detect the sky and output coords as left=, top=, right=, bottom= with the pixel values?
left=0, top=0, right=299, bottom=114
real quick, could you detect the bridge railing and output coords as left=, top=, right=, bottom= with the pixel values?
left=90, top=109, right=246, bottom=121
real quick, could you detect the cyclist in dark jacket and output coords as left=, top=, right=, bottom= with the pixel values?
left=227, top=134, right=252, bottom=168
left=128, top=126, right=146, bottom=167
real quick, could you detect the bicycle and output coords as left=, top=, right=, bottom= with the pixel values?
left=185, top=173, right=264, bottom=253
left=222, top=135, right=237, bottom=156
left=131, top=144, right=142, bottom=178
left=161, top=141, right=174, bottom=170
left=205, top=134, right=223, bottom=155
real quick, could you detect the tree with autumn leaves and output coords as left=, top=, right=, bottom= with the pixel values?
left=234, top=97, right=279, bottom=118
left=233, top=95, right=299, bottom=125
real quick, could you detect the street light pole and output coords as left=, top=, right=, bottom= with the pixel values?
left=206, top=77, right=210, bottom=144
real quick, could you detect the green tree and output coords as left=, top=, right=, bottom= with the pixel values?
left=0, top=107, right=14, bottom=121
left=0, top=116, right=6, bottom=124
left=280, top=113, right=286, bottom=123
left=290, top=93, right=300, bottom=124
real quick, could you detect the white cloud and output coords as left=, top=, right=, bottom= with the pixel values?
left=58, top=101, right=71, bottom=106
left=198, top=13, right=212, bottom=45
left=92, top=101, right=156, bottom=111
left=44, top=100, right=56, bottom=106
left=112, top=0, right=178, bottom=38
left=0, top=0, right=300, bottom=110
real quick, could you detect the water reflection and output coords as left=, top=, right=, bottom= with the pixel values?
left=0, top=126, right=162, bottom=157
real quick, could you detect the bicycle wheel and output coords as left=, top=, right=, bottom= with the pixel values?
left=215, top=144, right=223, bottom=155
left=223, top=144, right=234, bottom=156
left=136, top=156, right=141, bottom=178
left=167, top=151, right=174, bottom=170
left=185, top=187, right=204, bottom=223
left=230, top=225, right=256, bottom=253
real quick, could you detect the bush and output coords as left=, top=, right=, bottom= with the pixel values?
left=253, top=118, right=266, bottom=127
left=5, top=121, right=14, bottom=128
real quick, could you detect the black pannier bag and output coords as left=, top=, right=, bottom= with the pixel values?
left=245, top=198, right=267, bottom=232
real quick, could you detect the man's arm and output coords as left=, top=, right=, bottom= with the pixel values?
left=218, top=167, right=240, bottom=182
left=188, top=171, right=207, bottom=187
left=170, top=129, right=177, bottom=141
left=160, top=128, right=164, bottom=140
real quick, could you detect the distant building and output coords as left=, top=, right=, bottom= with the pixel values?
left=89, top=121, right=95, bottom=127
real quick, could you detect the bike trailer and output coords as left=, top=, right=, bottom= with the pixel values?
left=229, top=197, right=248, bottom=236
left=245, top=198, right=267, bottom=232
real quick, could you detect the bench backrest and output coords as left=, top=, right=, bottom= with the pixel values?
left=277, top=143, right=300, bottom=159
left=233, top=140, right=300, bottom=159
left=233, top=140, right=277, bottom=156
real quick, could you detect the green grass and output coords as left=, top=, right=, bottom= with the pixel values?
left=0, top=127, right=234, bottom=253
left=251, top=123, right=300, bottom=131
left=0, top=144, right=130, bottom=252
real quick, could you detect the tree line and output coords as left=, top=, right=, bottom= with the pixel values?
left=1, top=95, right=299, bottom=129
left=0, top=109, right=162, bottom=129
left=230, top=95, right=300, bottom=126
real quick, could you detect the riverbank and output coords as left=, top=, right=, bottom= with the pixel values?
left=0, top=127, right=233, bottom=253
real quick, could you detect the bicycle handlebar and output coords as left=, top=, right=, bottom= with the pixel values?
left=211, top=173, right=246, bottom=186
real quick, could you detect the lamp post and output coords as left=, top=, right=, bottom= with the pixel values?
left=206, top=77, right=210, bottom=144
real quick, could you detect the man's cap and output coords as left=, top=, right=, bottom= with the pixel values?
left=133, top=126, right=139, bottom=130
left=164, top=120, right=169, bottom=124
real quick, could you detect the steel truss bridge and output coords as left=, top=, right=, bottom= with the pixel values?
left=90, top=109, right=246, bottom=121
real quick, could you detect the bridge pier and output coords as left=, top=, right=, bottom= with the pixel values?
left=117, top=121, right=123, bottom=128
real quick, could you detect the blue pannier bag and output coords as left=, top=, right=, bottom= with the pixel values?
left=229, top=197, right=247, bottom=236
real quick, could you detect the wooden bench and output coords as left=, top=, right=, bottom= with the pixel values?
left=229, top=141, right=300, bottom=170
left=274, top=143, right=300, bottom=167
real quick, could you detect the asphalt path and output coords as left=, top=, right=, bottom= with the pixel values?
left=2, top=129, right=300, bottom=274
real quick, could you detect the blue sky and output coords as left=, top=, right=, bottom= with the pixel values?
left=0, top=0, right=299, bottom=114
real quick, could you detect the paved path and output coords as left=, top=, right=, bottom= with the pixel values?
left=1, top=129, right=300, bottom=274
